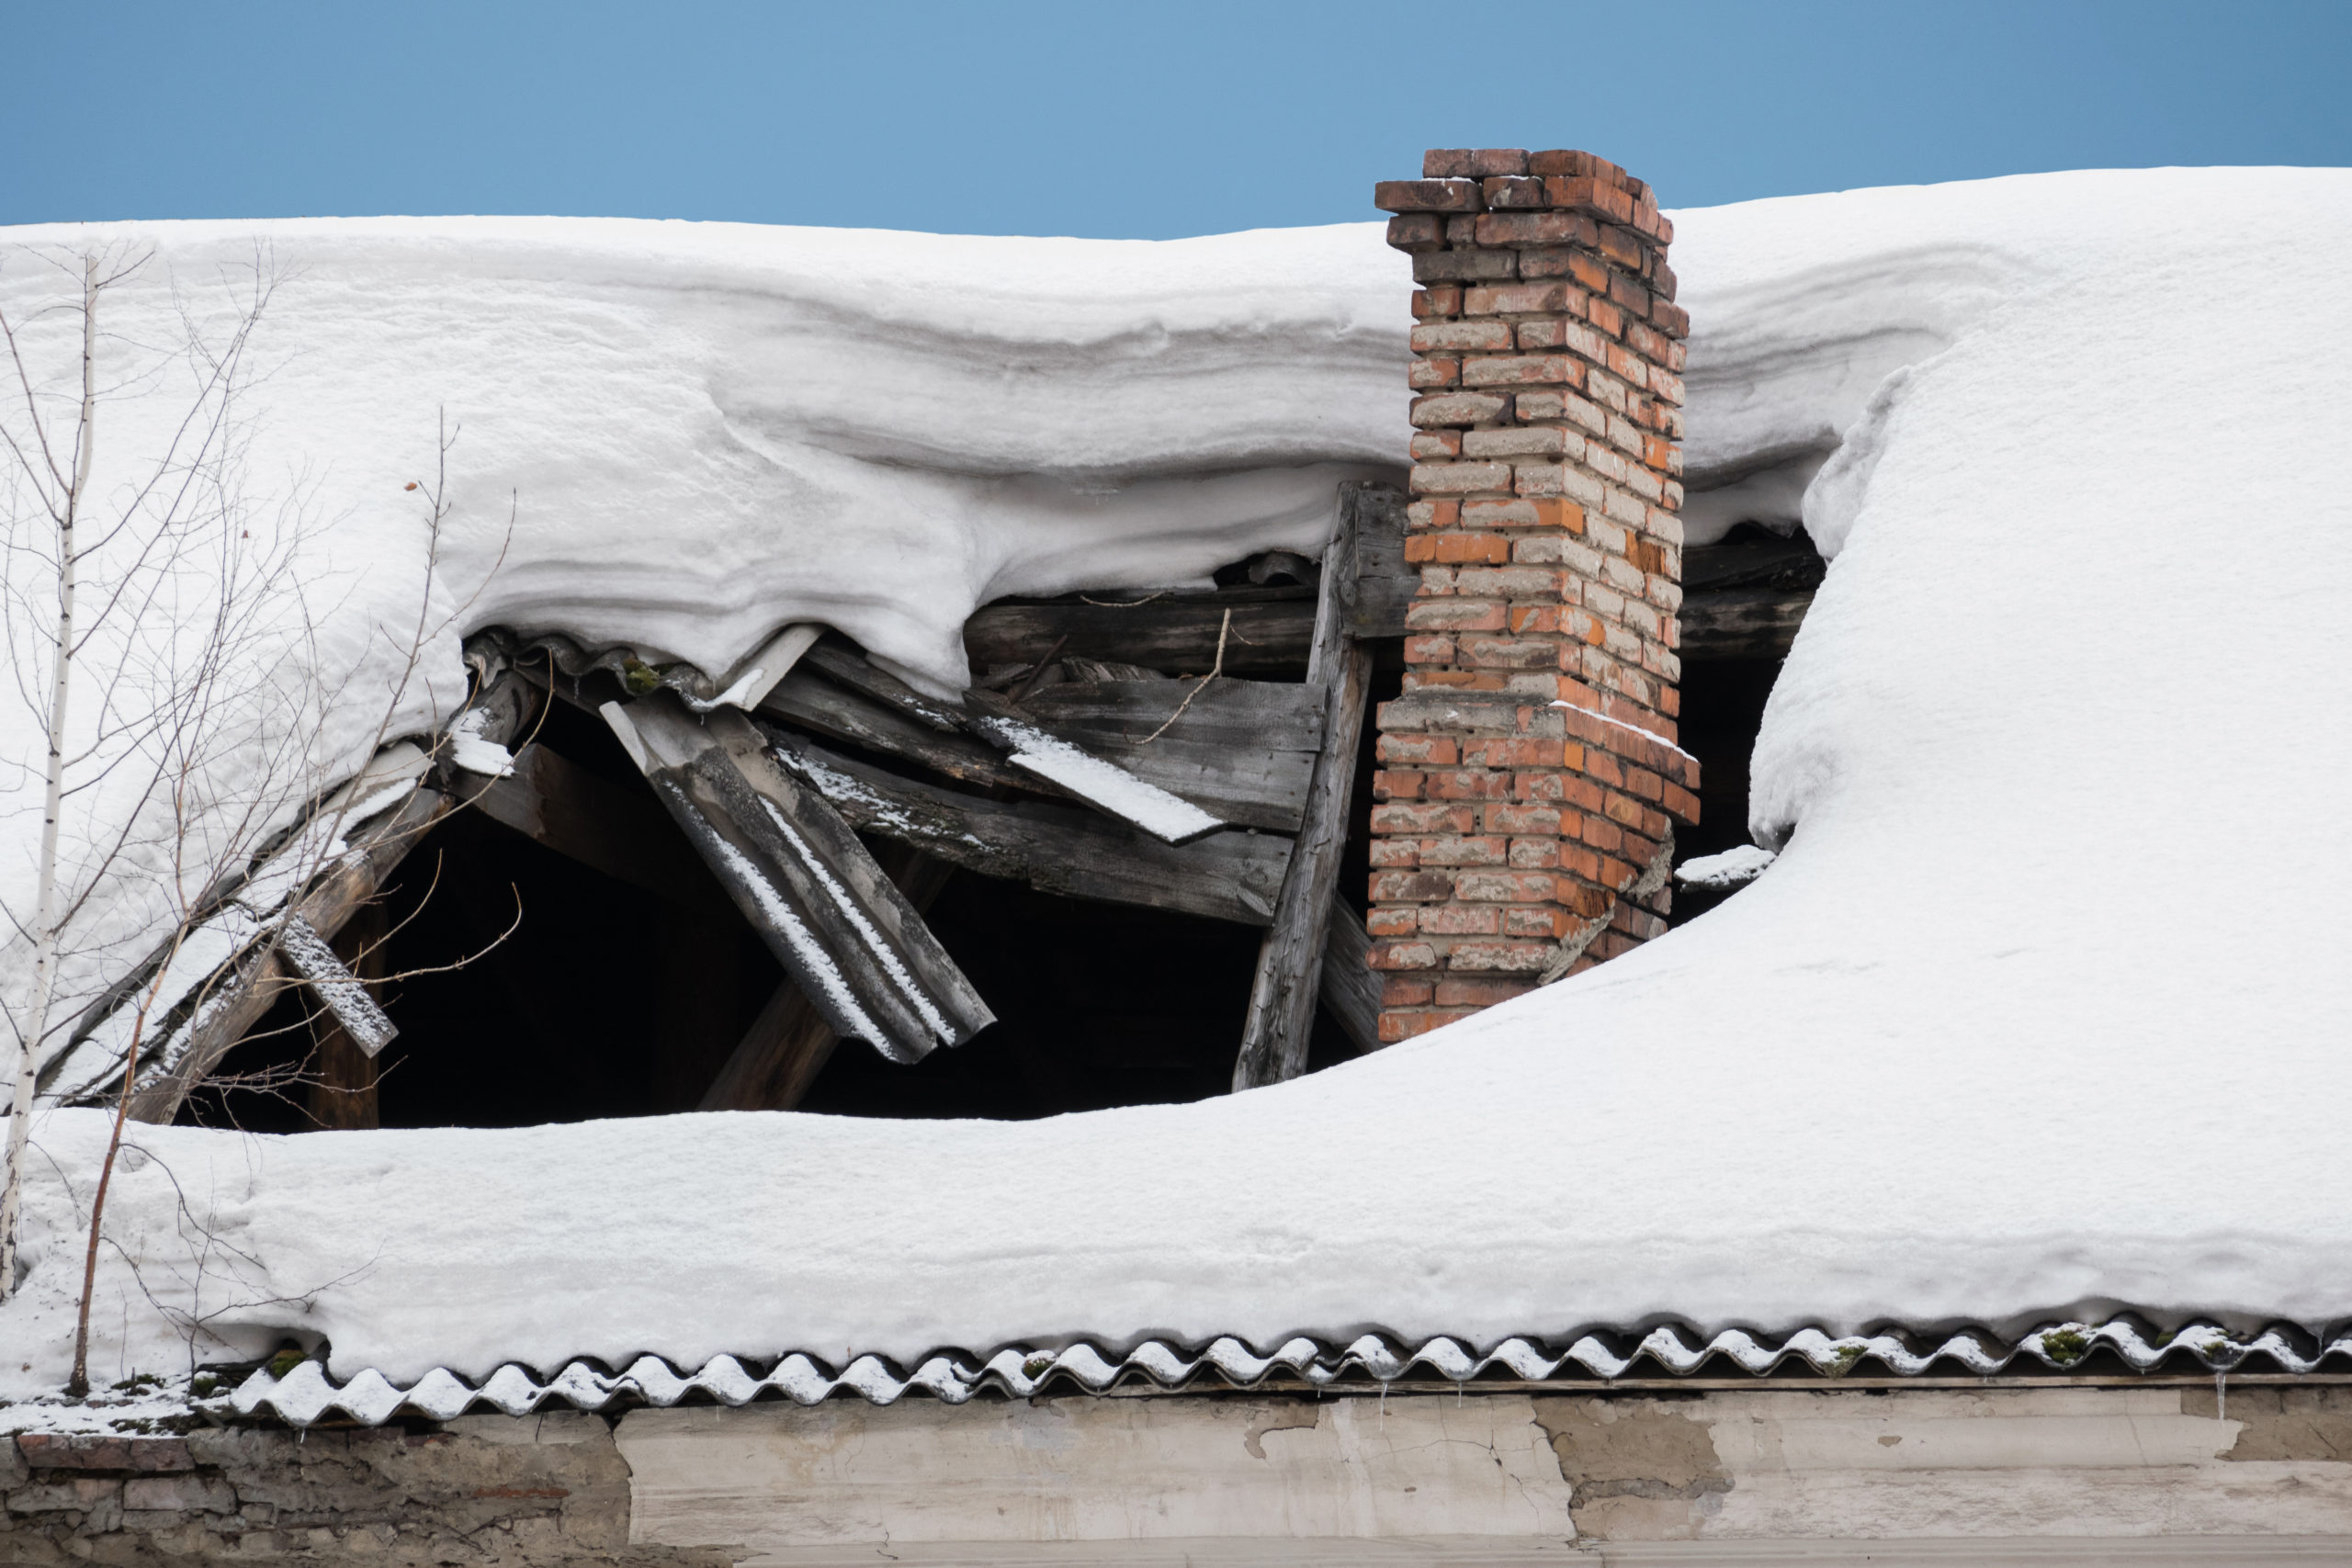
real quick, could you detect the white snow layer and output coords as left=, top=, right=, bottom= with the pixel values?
left=4, top=168, right=2350, bottom=1397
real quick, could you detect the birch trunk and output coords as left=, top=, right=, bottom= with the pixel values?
left=0, top=255, right=96, bottom=1301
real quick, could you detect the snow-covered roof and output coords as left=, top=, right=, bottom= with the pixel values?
left=3, top=167, right=2349, bottom=1406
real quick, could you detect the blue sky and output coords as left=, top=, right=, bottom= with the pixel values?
left=5, top=1, right=2348, bottom=236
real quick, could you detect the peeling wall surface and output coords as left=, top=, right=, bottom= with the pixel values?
left=14, top=1386, right=2346, bottom=1564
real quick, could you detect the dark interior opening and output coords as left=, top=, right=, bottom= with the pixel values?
left=188, top=554, right=1389, bottom=1132
left=1668, top=521, right=1824, bottom=927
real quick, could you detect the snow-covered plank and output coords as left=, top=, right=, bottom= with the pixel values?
left=768, top=729, right=1293, bottom=929
left=275, top=914, right=397, bottom=1059
left=961, top=702, right=1226, bottom=845
left=606, top=694, right=991, bottom=1064
left=1012, top=677, right=1323, bottom=833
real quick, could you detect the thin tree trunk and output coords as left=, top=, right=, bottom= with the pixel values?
left=0, top=255, right=95, bottom=1302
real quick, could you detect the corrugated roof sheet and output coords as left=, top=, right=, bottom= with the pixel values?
left=223, top=1319, right=2352, bottom=1427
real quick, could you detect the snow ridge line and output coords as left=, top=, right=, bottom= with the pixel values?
left=220, top=1320, right=2352, bottom=1427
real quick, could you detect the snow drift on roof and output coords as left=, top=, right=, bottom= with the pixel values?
left=4, top=167, right=2351, bottom=1398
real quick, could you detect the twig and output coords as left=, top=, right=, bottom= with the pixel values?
left=1078, top=591, right=1168, bottom=608
left=1006, top=636, right=1068, bottom=705
left=1138, top=609, right=1230, bottom=745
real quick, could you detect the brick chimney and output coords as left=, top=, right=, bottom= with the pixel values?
left=1365, top=149, right=1701, bottom=1043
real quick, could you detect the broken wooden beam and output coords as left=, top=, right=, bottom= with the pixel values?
left=605, top=694, right=992, bottom=1064
left=766, top=728, right=1294, bottom=929
left=1232, top=481, right=1385, bottom=1090
left=700, top=845, right=960, bottom=1112
left=277, top=913, right=397, bottom=1059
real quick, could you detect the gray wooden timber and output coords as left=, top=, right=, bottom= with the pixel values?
left=1679, top=586, right=1818, bottom=662
left=1231, top=481, right=1385, bottom=1090
left=757, top=668, right=1036, bottom=794
left=963, top=587, right=1318, bottom=678
left=469, top=740, right=726, bottom=908
left=1317, top=892, right=1383, bottom=1057
left=1679, top=535, right=1824, bottom=662
left=700, top=846, right=957, bottom=1112
left=612, top=695, right=990, bottom=1063
left=798, top=640, right=965, bottom=732
left=1345, top=483, right=1417, bottom=638
left=1013, top=677, right=1323, bottom=833
left=766, top=729, right=1294, bottom=928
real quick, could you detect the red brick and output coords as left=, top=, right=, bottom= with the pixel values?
left=1480, top=175, right=1547, bottom=209
left=1487, top=803, right=1563, bottom=834
left=1368, top=940, right=1442, bottom=971
left=1508, top=838, right=1561, bottom=869
left=1410, top=460, right=1513, bottom=494
left=1380, top=976, right=1435, bottom=1006
left=1419, top=904, right=1499, bottom=936
left=1378, top=1010, right=1453, bottom=1043
left=1374, top=178, right=1484, bottom=213
left=1543, top=175, right=1635, bottom=224
left=1370, top=870, right=1454, bottom=904
left=1371, top=769, right=1424, bottom=800
left=1461, top=354, right=1584, bottom=389
left=1652, top=299, right=1691, bottom=338
left=1412, top=285, right=1463, bottom=318
left=1418, top=835, right=1509, bottom=867
left=1371, top=799, right=1473, bottom=831
left=1474, top=210, right=1600, bottom=248
left=1408, top=357, right=1459, bottom=389
left=1411, top=320, right=1515, bottom=353
left=1405, top=598, right=1506, bottom=632
left=1434, top=976, right=1535, bottom=1008
left=1406, top=498, right=1461, bottom=530
left=1386, top=213, right=1443, bottom=254
left=1368, top=840, right=1419, bottom=869
left=1425, top=769, right=1513, bottom=801
left=1367, top=907, right=1419, bottom=937
left=1663, top=781, right=1700, bottom=823
left=1414, top=251, right=1517, bottom=283
left=1408, top=431, right=1462, bottom=461
left=1463, top=281, right=1578, bottom=316
left=1445, top=940, right=1553, bottom=973
left=1410, top=391, right=1509, bottom=428
left=1404, top=533, right=1511, bottom=565
left=1503, top=906, right=1572, bottom=938
left=1453, top=870, right=1559, bottom=903
left=1527, top=149, right=1626, bottom=183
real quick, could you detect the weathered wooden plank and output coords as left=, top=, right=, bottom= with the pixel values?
left=469, top=740, right=725, bottom=908
left=609, top=694, right=991, bottom=1063
left=1679, top=587, right=1816, bottom=662
left=699, top=845, right=957, bottom=1112
left=1012, top=678, right=1322, bottom=833
left=758, top=668, right=1036, bottom=794
left=963, top=589, right=1317, bottom=679
left=1345, top=482, right=1416, bottom=638
left=767, top=729, right=1294, bottom=928
left=1232, top=482, right=1382, bottom=1090
left=1318, top=894, right=1382, bottom=1057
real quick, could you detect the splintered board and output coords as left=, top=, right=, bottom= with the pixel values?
left=605, top=694, right=992, bottom=1064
